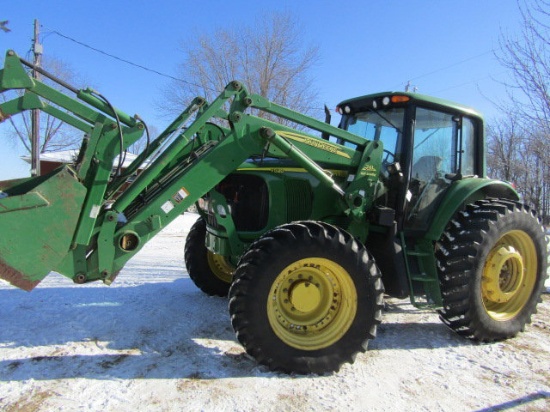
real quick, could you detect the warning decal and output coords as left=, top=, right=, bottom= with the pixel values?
left=173, top=187, right=189, bottom=204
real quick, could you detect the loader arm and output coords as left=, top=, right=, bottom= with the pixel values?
left=0, top=50, right=382, bottom=290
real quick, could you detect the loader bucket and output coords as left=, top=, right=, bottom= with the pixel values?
left=0, top=166, right=86, bottom=291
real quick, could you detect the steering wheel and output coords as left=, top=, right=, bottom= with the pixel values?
left=382, top=149, right=395, bottom=165
left=379, top=149, right=396, bottom=180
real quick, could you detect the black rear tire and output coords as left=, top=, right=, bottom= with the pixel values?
left=436, top=199, right=548, bottom=341
left=229, top=221, right=384, bottom=374
left=184, top=218, right=234, bottom=297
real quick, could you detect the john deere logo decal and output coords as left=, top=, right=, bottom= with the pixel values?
left=277, top=131, right=351, bottom=159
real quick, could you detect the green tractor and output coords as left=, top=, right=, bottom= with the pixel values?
left=0, top=50, right=547, bottom=374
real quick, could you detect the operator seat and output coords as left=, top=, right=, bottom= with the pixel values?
left=407, top=155, right=445, bottom=226
left=412, top=155, right=442, bottom=183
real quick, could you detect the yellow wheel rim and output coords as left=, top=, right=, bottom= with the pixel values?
left=207, top=252, right=234, bottom=283
left=267, top=257, right=357, bottom=350
left=482, top=230, right=537, bottom=321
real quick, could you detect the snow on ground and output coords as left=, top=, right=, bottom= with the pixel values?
left=1, top=213, right=549, bottom=412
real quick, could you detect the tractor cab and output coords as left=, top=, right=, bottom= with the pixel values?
left=335, top=92, right=492, bottom=302
left=336, top=92, right=485, bottom=233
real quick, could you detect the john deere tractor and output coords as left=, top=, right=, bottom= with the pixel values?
left=0, top=50, right=547, bottom=374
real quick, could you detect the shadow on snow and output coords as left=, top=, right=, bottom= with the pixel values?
left=0, top=276, right=472, bottom=381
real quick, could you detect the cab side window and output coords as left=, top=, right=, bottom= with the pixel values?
left=406, top=108, right=477, bottom=230
left=461, top=117, right=476, bottom=176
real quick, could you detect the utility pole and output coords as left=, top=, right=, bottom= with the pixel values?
left=404, top=80, right=418, bottom=93
left=31, top=19, right=42, bottom=176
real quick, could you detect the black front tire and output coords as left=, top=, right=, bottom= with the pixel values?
left=184, top=218, right=234, bottom=297
left=229, top=221, right=384, bottom=374
left=436, top=199, right=548, bottom=341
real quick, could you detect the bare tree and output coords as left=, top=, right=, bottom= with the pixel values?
left=490, top=0, right=550, bottom=224
left=159, top=12, right=320, bottom=122
left=0, top=20, right=10, bottom=33
left=487, top=110, right=525, bottom=183
left=127, top=125, right=158, bottom=155
left=1, top=55, right=85, bottom=154
left=487, top=115, right=548, bottom=215
left=497, top=0, right=550, bottom=131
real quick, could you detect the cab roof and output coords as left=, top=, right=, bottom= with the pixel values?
left=337, top=91, right=483, bottom=120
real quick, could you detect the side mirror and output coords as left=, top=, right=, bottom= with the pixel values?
left=321, top=105, right=332, bottom=140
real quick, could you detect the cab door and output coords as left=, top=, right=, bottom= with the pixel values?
left=404, top=106, right=477, bottom=231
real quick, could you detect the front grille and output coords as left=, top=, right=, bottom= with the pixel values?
left=207, top=174, right=269, bottom=232
left=285, top=179, right=312, bottom=222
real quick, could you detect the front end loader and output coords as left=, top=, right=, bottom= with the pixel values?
left=1, top=50, right=547, bottom=374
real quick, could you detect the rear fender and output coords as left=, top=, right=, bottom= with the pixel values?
left=425, top=178, right=519, bottom=241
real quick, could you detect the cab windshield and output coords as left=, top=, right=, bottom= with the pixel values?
left=339, top=108, right=406, bottom=160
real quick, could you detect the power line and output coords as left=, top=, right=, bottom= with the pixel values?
left=46, top=29, right=326, bottom=112
left=410, top=50, right=495, bottom=82
left=48, top=29, right=205, bottom=90
left=433, top=70, right=508, bottom=94
left=395, top=50, right=496, bottom=91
